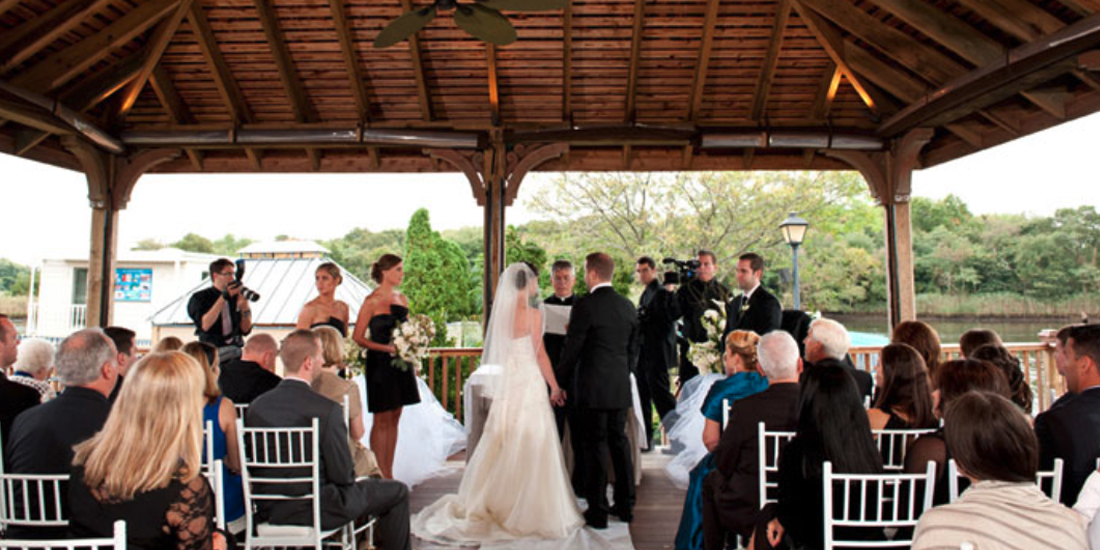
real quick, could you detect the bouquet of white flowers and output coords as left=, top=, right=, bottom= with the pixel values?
left=686, top=301, right=727, bottom=375
left=391, top=314, right=436, bottom=372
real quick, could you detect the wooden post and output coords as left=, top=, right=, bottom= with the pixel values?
left=883, top=197, right=916, bottom=328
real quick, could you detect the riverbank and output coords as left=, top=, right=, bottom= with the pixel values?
left=831, top=314, right=1071, bottom=343
left=837, top=292, right=1099, bottom=320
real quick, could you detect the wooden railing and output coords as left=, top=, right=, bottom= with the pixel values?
left=428, top=341, right=1067, bottom=421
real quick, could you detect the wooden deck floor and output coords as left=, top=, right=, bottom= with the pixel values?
left=409, top=450, right=686, bottom=550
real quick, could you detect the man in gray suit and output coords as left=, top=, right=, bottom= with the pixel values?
left=247, top=330, right=410, bottom=550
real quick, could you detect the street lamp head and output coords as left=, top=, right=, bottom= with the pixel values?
left=779, top=212, right=809, bottom=246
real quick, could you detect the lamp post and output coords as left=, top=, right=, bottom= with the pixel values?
left=779, top=212, right=809, bottom=310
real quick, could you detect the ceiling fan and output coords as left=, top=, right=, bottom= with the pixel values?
left=373, top=0, right=567, bottom=48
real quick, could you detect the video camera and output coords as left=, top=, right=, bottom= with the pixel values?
left=662, top=257, right=701, bottom=285
left=230, top=259, right=261, bottom=302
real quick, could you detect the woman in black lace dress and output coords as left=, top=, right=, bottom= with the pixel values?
left=69, top=351, right=226, bottom=550
left=297, top=262, right=351, bottom=337
left=353, top=253, right=420, bottom=479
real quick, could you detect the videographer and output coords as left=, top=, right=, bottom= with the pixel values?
left=635, top=256, right=680, bottom=450
left=673, top=249, right=730, bottom=382
left=188, top=258, right=253, bottom=364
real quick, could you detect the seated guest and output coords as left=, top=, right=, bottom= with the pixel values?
left=970, top=343, right=1033, bottom=414
left=762, top=361, right=883, bottom=550
left=247, top=330, right=410, bottom=549
left=5, top=329, right=118, bottom=539
left=182, top=341, right=245, bottom=530
left=892, top=320, right=941, bottom=381
left=702, top=331, right=802, bottom=550
left=674, top=330, right=769, bottom=550
left=104, top=326, right=139, bottom=403
left=904, top=359, right=1010, bottom=504
left=803, top=317, right=872, bottom=401
left=959, top=328, right=1002, bottom=358
left=1072, top=467, right=1100, bottom=549
left=68, top=352, right=226, bottom=550
left=912, top=392, right=1087, bottom=550
left=11, top=337, right=57, bottom=402
left=1036, top=324, right=1100, bottom=506
left=867, top=343, right=936, bottom=430
left=219, top=333, right=280, bottom=404
left=312, top=325, right=381, bottom=478
left=1, top=314, right=40, bottom=446
left=153, top=335, right=184, bottom=352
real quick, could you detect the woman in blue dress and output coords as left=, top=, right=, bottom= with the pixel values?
left=675, top=330, right=770, bottom=550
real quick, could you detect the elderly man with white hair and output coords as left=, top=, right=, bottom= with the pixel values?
left=803, top=317, right=873, bottom=400
left=11, top=338, right=57, bottom=402
left=701, top=331, right=804, bottom=550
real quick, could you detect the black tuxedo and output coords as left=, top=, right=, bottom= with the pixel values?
left=1, top=372, right=40, bottom=453
left=1035, top=386, right=1100, bottom=506
left=723, top=285, right=782, bottom=342
left=219, top=358, right=281, bottom=404
left=637, top=280, right=680, bottom=443
left=247, top=379, right=410, bottom=549
left=703, top=382, right=800, bottom=548
left=557, top=285, right=640, bottom=522
left=677, top=278, right=731, bottom=382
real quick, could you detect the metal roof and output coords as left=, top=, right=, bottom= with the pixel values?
left=149, top=254, right=372, bottom=327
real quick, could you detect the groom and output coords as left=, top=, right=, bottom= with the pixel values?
left=556, top=252, right=640, bottom=529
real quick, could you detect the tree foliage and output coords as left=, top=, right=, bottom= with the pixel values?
left=402, top=209, right=475, bottom=345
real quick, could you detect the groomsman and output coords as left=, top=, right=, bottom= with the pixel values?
left=543, top=260, right=585, bottom=492
left=635, top=256, right=680, bottom=450
left=723, top=252, right=782, bottom=341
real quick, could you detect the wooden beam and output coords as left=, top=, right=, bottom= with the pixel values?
left=952, top=0, right=1063, bottom=42
left=14, top=0, right=179, bottom=92
left=687, top=0, right=721, bottom=121
left=0, top=0, right=114, bottom=74
left=562, top=0, right=573, bottom=123
left=487, top=43, right=500, bottom=125
left=799, top=0, right=966, bottom=85
left=751, top=0, right=791, bottom=121
left=1074, top=68, right=1100, bottom=92
left=791, top=0, right=884, bottom=113
left=811, top=62, right=841, bottom=121
left=253, top=0, right=319, bottom=168
left=1058, top=0, right=1100, bottom=16
left=0, top=0, right=21, bottom=17
left=115, top=0, right=197, bottom=119
left=978, top=110, right=1019, bottom=136
left=0, top=97, right=75, bottom=135
left=328, top=0, right=371, bottom=122
left=400, top=0, right=433, bottom=122
left=624, top=0, right=646, bottom=122
left=865, top=0, right=1002, bottom=66
left=1082, top=50, right=1100, bottom=71
left=149, top=64, right=203, bottom=169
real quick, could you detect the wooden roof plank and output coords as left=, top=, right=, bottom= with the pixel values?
left=0, top=0, right=115, bottom=74
left=253, top=0, right=319, bottom=167
left=624, top=0, right=646, bottom=123
left=14, top=0, right=180, bottom=92
left=687, top=0, right=721, bottom=121
left=399, top=0, right=433, bottom=122
left=328, top=0, right=371, bottom=122
left=751, top=0, right=792, bottom=121
left=116, top=0, right=198, bottom=119
left=562, top=0, right=573, bottom=123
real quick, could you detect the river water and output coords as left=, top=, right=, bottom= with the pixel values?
left=832, top=314, right=1080, bottom=344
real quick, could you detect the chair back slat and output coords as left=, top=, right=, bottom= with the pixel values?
left=757, top=422, right=796, bottom=509
left=0, top=472, right=69, bottom=527
left=872, top=428, right=936, bottom=472
left=948, top=457, right=1063, bottom=502
left=235, top=403, right=249, bottom=420
left=822, top=460, right=937, bottom=549
left=0, top=519, right=127, bottom=549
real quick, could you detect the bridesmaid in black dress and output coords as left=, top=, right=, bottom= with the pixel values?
left=352, top=253, right=420, bottom=479
left=297, top=262, right=351, bottom=337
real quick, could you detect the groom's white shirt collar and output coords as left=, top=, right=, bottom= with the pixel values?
left=591, top=282, right=613, bottom=292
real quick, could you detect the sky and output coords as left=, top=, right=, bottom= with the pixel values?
left=2, top=111, right=1098, bottom=266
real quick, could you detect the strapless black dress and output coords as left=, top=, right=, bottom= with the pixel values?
left=365, top=305, right=421, bottom=413
left=310, top=317, right=348, bottom=337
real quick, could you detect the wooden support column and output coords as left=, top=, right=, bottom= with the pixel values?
left=825, top=129, right=932, bottom=331
left=62, top=136, right=180, bottom=327
left=428, top=142, right=568, bottom=320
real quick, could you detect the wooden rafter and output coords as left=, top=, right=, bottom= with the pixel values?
left=562, top=0, right=573, bottom=124
left=1059, top=0, right=1100, bottom=16
left=149, top=64, right=204, bottom=170
left=187, top=2, right=262, bottom=169
left=0, top=0, right=114, bottom=74
left=624, top=0, right=646, bottom=123
left=254, top=0, right=320, bottom=168
left=328, top=0, right=370, bottom=122
left=811, top=62, right=841, bottom=121
left=487, top=44, right=500, bottom=124
left=0, top=97, right=74, bottom=135
left=115, top=0, right=197, bottom=119
left=791, top=0, right=884, bottom=113
left=400, top=0, right=433, bottom=122
left=13, top=0, right=179, bottom=92
left=687, top=0, right=721, bottom=121
left=952, top=0, right=1063, bottom=42
left=751, top=0, right=791, bottom=122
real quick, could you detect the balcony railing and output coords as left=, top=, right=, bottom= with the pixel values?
left=426, top=341, right=1066, bottom=423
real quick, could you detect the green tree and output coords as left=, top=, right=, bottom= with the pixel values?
left=0, top=259, right=30, bottom=296
left=323, top=228, right=404, bottom=282
left=132, top=238, right=165, bottom=251
left=171, top=233, right=215, bottom=253
left=402, top=209, right=475, bottom=345
left=212, top=234, right=253, bottom=256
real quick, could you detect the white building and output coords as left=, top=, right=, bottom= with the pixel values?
left=29, top=248, right=221, bottom=345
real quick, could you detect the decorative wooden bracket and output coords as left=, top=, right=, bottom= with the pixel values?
left=62, top=136, right=180, bottom=210
left=824, top=128, right=933, bottom=205
left=428, top=143, right=568, bottom=206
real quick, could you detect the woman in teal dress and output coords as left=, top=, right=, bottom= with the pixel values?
left=675, top=330, right=770, bottom=550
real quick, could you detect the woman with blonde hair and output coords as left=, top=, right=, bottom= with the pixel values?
left=182, top=341, right=245, bottom=528
left=153, top=335, right=184, bottom=352
left=298, top=262, right=351, bottom=337
left=68, top=351, right=227, bottom=549
left=312, top=325, right=381, bottom=478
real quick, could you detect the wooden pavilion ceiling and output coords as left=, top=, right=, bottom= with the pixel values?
left=1, top=0, right=1099, bottom=175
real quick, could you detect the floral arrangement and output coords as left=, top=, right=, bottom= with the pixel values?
left=391, top=313, right=436, bottom=372
left=686, top=301, right=727, bottom=375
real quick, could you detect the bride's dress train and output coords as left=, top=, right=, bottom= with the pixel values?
left=412, top=337, right=583, bottom=543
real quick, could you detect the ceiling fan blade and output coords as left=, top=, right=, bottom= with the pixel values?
left=373, top=6, right=437, bottom=48
left=477, top=0, right=567, bottom=11
left=455, top=4, right=517, bottom=45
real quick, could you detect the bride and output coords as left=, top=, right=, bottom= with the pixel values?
left=412, top=262, right=584, bottom=543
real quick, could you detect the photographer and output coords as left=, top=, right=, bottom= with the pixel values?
left=636, top=256, right=680, bottom=450
left=673, top=250, right=731, bottom=383
left=188, top=258, right=253, bottom=364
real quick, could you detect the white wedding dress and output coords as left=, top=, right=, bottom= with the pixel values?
left=412, top=335, right=584, bottom=542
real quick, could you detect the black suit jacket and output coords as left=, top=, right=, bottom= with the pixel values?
left=638, top=280, right=680, bottom=372
left=1, top=372, right=40, bottom=451
left=1035, top=386, right=1100, bottom=506
left=542, top=294, right=575, bottom=370
left=801, top=358, right=874, bottom=402
left=723, top=285, right=782, bottom=341
left=7, top=387, right=111, bottom=474
left=246, top=379, right=366, bottom=530
left=220, top=358, right=281, bottom=404
left=556, top=286, right=640, bottom=410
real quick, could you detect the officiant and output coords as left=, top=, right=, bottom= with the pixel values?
left=543, top=259, right=586, bottom=493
